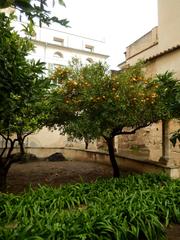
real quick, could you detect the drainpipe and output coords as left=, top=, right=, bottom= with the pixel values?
left=44, top=42, right=47, bottom=62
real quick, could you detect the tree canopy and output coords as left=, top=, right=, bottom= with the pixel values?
left=0, top=13, right=34, bottom=118
left=0, top=0, right=69, bottom=27
left=0, top=12, right=50, bottom=191
left=48, top=60, right=168, bottom=177
left=152, top=71, right=180, bottom=120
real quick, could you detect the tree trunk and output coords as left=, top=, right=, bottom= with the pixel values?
left=6, top=140, right=15, bottom=159
left=85, top=139, right=89, bottom=149
left=18, top=137, right=25, bottom=155
left=0, top=137, right=16, bottom=192
left=106, top=137, right=120, bottom=177
left=0, top=165, right=8, bottom=192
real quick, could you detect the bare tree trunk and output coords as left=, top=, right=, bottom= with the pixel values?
left=17, top=134, right=25, bottom=155
left=0, top=134, right=8, bottom=159
left=0, top=165, right=8, bottom=192
left=6, top=139, right=15, bottom=159
left=85, top=139, right=89, bottom=149
left=105, top=137, right=120, bottom=177
left=0, top=139, right=15, bottom=192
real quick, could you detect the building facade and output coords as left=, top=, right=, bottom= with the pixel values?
left=14, top=21, right=109, bottom=71
left=119, top=0, right=180, bottom=77
left=118, top=0, right=180, bottom=165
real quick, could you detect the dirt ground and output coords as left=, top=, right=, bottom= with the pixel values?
left=7, top=160, right=114, bottom=194
left=6, top=160, right=180, bottom=240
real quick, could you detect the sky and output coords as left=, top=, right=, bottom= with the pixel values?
left=54, top=0, right=158, bottom=69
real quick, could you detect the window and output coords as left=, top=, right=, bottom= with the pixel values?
left=85, top=44, right=94, bottom=52
left=53, top=37, right=64, bottom=46
left=86, top=58, right=94, bottom=63
left=48, top=63, right=60, bottom=76
left=53, top=52, right=63, bottom=58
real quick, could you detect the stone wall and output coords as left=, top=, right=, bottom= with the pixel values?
left=126, top=27, right=158, bottom=60
left=1, top=146, right=179, bottom=178
left=117, top=120, right=180, bottom=166
left=24, top=147, right=180, bottom=179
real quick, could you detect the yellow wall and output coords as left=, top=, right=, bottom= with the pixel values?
left=153, top=49, right=180, bottom=77
left=125, top=27, right=159, bottom=64
left=158, top=0, right=180, bottom=51
left=26, top=127, right=97, bottom=150
left=121, top=0, right=180, bottom=79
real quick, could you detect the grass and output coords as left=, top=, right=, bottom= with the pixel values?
left=0, top=173, right=180, bottom=239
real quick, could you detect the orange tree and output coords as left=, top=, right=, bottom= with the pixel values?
left=0, top=13, right=50, bottom=192
left=152, top=72, right=180, bottom=120
left=49, top=61, right=166, bottom=177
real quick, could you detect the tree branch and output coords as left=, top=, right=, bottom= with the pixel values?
left=22, top=131, right=33, bottom=141
left=112, top=125, right=123, bottom=137
left=0, top=133, right=7, bottom=141
left=0, top=140, right=8, bottom=159
left=4, top=139, right=18, bottom=170
left=0, top=133, right=9, bottom=159
left=114, top=122, right=152, bottom=136
left=120, top=123, right=152, bottom=135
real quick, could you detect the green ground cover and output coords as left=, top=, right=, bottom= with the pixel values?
left=0, top=173, right=179, bottom=240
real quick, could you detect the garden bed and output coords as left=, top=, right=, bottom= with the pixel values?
left=2, top=161, right=180, bottom=240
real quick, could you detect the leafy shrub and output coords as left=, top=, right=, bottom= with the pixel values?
left=10, top=153, right=38, bottom=163
left=47, top=152, right=67, bottom=162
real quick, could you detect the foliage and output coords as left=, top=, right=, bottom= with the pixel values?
left=0, top=13, right=49, bottom=139
left=0, top=173, right=179, bottom=239
left=47, top=61, right=82, bottom=133
left=0, top=12, right=50, bottom=191
left=152, top=72, right=180, bottom=147
left=0, top=0, right=69, bottom=27
left=50, top=60, right=163, bottom=137
left=0, top=65, right=50, bottom=155
left=0, top=12, right=34, bottom=117
left=170, top=128, right=180, bottom=147
left=0, top=13, right=49, bottom=155
left=152, top=71, right=180, bottom=120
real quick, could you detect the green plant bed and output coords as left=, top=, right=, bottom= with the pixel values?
left=0, top=173, right=179, bottom=240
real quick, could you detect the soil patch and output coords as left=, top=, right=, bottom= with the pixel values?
left=7, top=160, right=113, bottom=194
left=166, top=224, right=180, bottom=240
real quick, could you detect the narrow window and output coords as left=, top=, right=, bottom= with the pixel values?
left=85, top=44, right=94, bottom=52
left=86, top=58, right=94, bottom=63
left=53, top=37, right=64, bottom=46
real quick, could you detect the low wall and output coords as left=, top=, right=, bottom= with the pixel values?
left=60, top=147, right=180, bottom=179
left=1, top=147, right=180, bottom=179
